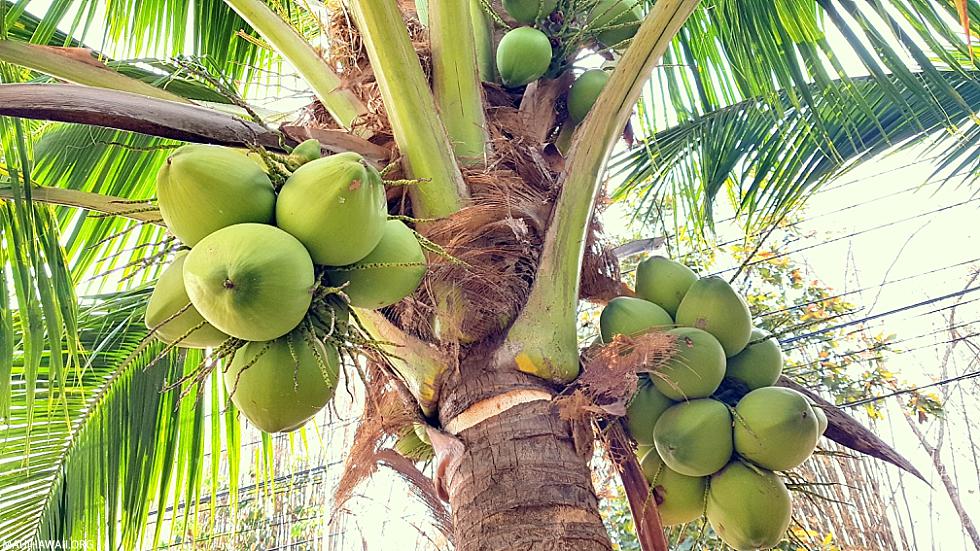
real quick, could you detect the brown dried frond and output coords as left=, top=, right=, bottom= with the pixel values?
left=316, top=2, right=431, bottom=138
left=333, top=362, right=417, bottom=510
left=580, top=208, right=628, bottom=303
left=375, top=448, right=452, bottom=535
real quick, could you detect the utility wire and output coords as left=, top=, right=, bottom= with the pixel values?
left=780, top=285, right=980, bottom=344
left=710, top=196, right=980, bottom=278
left=839, top=367, right=980, bottom=409
left=758, top=256, right=980, bottom=318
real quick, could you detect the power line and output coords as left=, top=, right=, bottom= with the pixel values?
left=788, top=332, right=980, bottom=381
left=839, top=367, right=980, bottom=409
left=780, top=285, right=980, bottom=344
left=710, top=196, right=980, bottom=278
left=758, top=257, right=980, bottom=319
left=685, top=170, right=959, bottom=258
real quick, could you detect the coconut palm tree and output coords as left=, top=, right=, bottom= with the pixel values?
left=0, top=0, right=977, bottom=549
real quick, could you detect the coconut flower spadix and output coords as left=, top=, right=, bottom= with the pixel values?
left=276, top=152, right=388, bottom=267
left=156, top=144, right=275, bottom=245
left=183, top=223, right=315, bottom=341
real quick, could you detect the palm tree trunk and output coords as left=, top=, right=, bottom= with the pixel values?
left=439, top=360, right=611, bottom=550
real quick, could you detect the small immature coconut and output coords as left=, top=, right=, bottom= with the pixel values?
left=326, top=220, right=427, bottom=309
left=813, top=403, right=828, bottom=435
left=144, top=251, right=229, bottom=348
left=675, top=276, right=752, bottom=357
left=589, top=0, right=642, bottom=48
left=503, top=0, right=558, bottom=23
left=395, top=429, right=435, bottom=461
left=567, top=69, right=610, bottom=122
left=653, top=399, right=733, bottom=477
left=734, top=386, right=820, bottom=471
left=724, top=328, right=783, bottom=390
left=599, top=296, right=673, bottom=343
left=286, top=138, right=322, bottom=170
left=276, top=152, right=387, bottom=266
left=183, top=224, right=315, bottom=341
left=707, top=462, right=792, bottom=551
left=224, top=330, right=339, bottom=433
left=496, top=27, right=553, bottom=88
left=634, top=256, right=697, bottom=317
left=413, top=422, right=432, bottom=446
left=156, top=145, right=276, bottom=246
left=652, top=466, right=708, bottom=526
left=626, top=377, right=676, bottom=446
left=637, top=445, right=664, bottom=483
left=652, top=327, right=726, bottom=400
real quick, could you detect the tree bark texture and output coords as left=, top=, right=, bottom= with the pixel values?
left=439, top=361, right=612, bottom=551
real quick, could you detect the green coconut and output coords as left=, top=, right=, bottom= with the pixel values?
left=626, top=377, right=676, bottom=446
left=395, top=429, right=435, bottom=461
left=567, top=69, right=610, bottom=122
left=734, top=386, right=819, bottom=471
left=414, top=422, right=432, bottom=445
left=653, top=399, right=733, bottom=477
left=286, top=139, right=322, bottom=170
left=813, top=403, right=828, bottom=435
left=725, top=328, right=783, bottom=390
left=224, top=330, right=339, bottom=433
left=156, top=144, right=275, bottom=246
left=675, top=276, right=752, bottom=357
left=707, top=462, right=792, bottom=551
left=503, top=0, right=557, bottom=23
left=599, top=296, right=673, bottom=343
left=651, top=467, right=707, bottom=526
left=589, top=0, right=642, bottom=48
left=652, top=327, right=726, bottom=401
left=634, top=256, right=697, bottom=317
left=497, top=27, right=553, bottom=88
left=326, top=220, right=427, bottom=309
left=276, top=152, right=387, bottom=266
left=637, top=445, right=664, bottom=483
left=183, top=223, right=315, bottom=341
left=144, top=251, right=229, bottom=348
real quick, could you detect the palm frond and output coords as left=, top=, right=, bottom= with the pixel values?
left=1, top=0, right=289, bottom=89
left=0, top=288, right=229, bottom=548
left=615, top=70, right=980, bottom=235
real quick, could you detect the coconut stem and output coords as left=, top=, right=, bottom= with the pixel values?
left=470, top=0, right=497, bottom=83
left=346, top=0, right=469, bottom=218
left=223, top=0, right=368, bottom=133
left=503, top=0, right=700, bottom=383
left=354, top=309, right=449, bottom=416
left=430, top=0, right=491, bottom=166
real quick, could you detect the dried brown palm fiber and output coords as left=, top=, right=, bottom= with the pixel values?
left=554, top=332, right=677, bottom=465
left=578, top=332, right=675, bottom=410
left=332, top=360, right=450, bottom=538
left=390, top=169, right=550, bottom=343
left=581, top=207, right=630, bottom=303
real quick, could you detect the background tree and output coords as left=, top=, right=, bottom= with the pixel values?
left=0, top=0, right=978, bottom=548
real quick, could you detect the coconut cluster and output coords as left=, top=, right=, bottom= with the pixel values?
left=603, top=256, right=829, bottom=550
left=492, top=0, right=638, bottom=120
left=144, top=142, right=427, bottom=433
